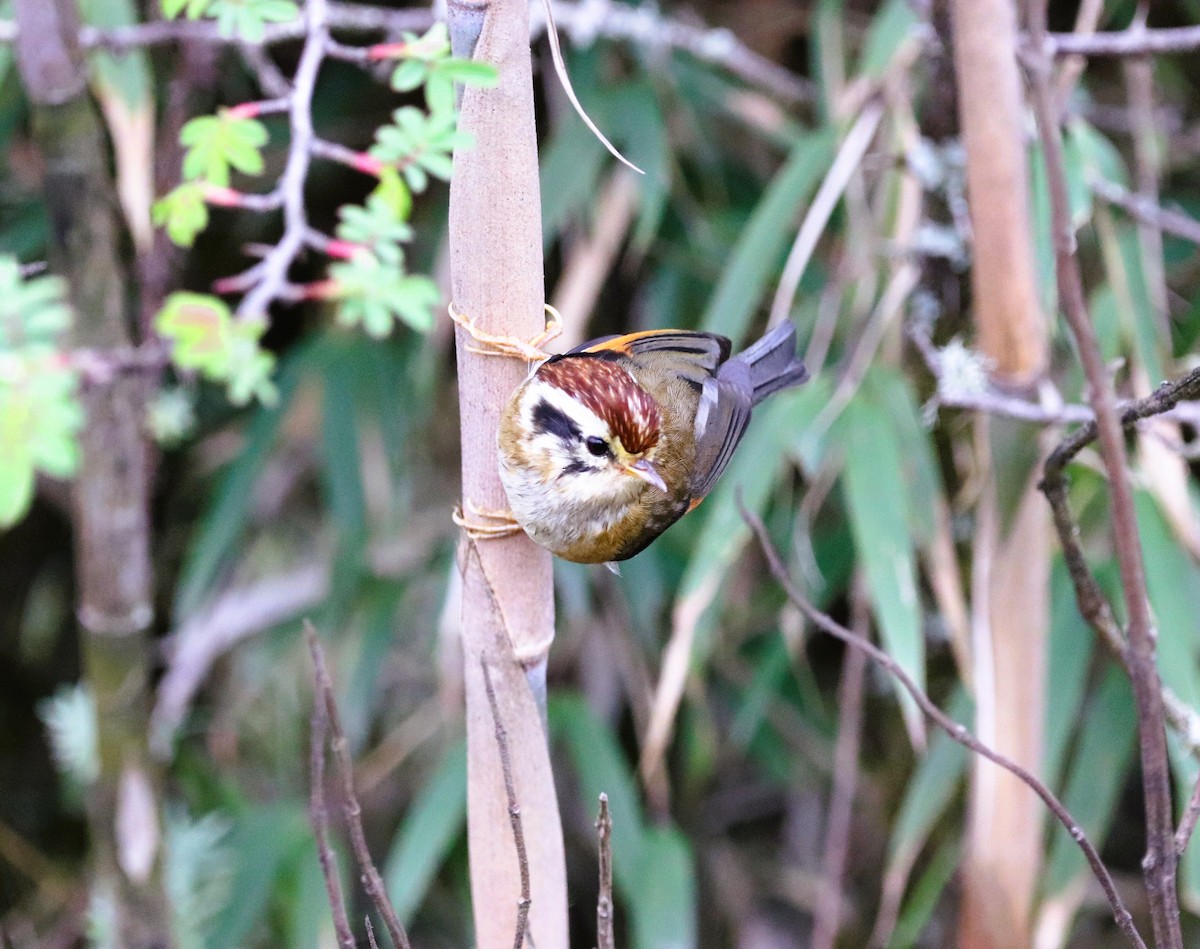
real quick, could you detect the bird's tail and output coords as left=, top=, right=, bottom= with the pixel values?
left=727, top=321, right=809, bottom=404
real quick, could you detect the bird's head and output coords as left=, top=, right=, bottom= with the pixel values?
left=508, top=356, right=668, bottom=498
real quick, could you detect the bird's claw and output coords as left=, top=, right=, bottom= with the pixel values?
left=453, top=500, right=525, bottom=540
left=448, top=302, right=562, bottom=364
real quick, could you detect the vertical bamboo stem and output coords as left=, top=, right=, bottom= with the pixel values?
left=446, top=0, right=568, bottom=945
left=13, top=1, right=168, bottom=946
left=949, top=0, right=1050, bottom=944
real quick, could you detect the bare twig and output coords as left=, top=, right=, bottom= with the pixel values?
left=1045, top=24, right=1200, bottom=58
left=596, top=794, right=615, bottom=949
left=532, top=0, right=812, bottom=105
left=768, top=98, right=885, bottom=328
left=1175, top=773, right=1200, bottom=859
left=1090, top=176, right=1200, bottom=247
left=307, top=624, right=412, bottom=949
left=1039, top=366, right=1200, bottom=762
left=740, top=502, right=1147, bottom=949
left=810, top=591, right=868, bottom=949
left=480, top=660, right=532, bottom=949
left=366, top=917, right=381, bottom=949
left=0, top=0, right=812, bottom=104
left=308, top=666, right=357, bottom=949
left=1026, top=0, right=1182, bottom=939
left=236, top=0, right=329, bottom=319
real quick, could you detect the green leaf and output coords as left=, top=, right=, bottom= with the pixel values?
left=330, top=255, right=440, bottom=339
left=885, top=688, right=971, bottom=869
left=156, top=293, right=236, bottom=374
left=550, top=694, right=646, bottom=888
left=153, top=183, right=210, bottom=248
left=0, top=442, right=35, bottom=528
left=886, top=838, right=960, bottom=949
left=437, top=59, right=499, bottom=88
left=390, top=59, right=429, bottom=93
left=1042, top=559, right=1096, bottom=786
left=80, top=0, right=153, bottom=107
left=0, top=258, right=73, bottom=348
left=206, top=803, right=309, bottom=949
left=384, top=741, right=467, bottom=922
left=700, top=128, right=837, bottom=345
left=209, top=0, right=299, bottom=42
left=1043, top=665, right=1137, bottom=896
left=179, top=112, right=268, bottom=187
left=837, top=379, right=925, bottom=741
left=630, top=827, right=697, bottom=949
left=1136, top=491, right=1200, bottom=709
left=858, top=0, right=919, bottom=78
left=154, top=293, right=277, bottom=405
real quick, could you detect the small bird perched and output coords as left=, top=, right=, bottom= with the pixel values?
left=493, top=322, right=809, bottom=563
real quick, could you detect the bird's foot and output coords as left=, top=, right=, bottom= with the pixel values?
left=448, top=302, right=562, bottom=364
left=453, top=499, right=525, bottom=540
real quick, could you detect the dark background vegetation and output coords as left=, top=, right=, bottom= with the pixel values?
left=3, top=0, right=1200, bottom=946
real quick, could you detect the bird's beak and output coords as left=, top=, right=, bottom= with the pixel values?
left=624, top=458, right=668, bottom=494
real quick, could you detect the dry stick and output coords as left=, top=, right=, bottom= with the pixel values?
left=1047, top=24, right=1200, bottom=58
left=237, top=0, right=329, bottom=319
left=739, top=502, right=1148, bottom=949
left=480, top=660, right=532, bottom=949
left=596, top=794, right=615, bottom=949
left=1175, top=775, right=1200, bottom=859
left=1027, top=4, right=1183, bottom=940
left=306, top=625, right=413, bottom=949
left=1039, top=368, right=1200, bottom=761
left=810, top=592, right=868, bottom=949
left=1090, top=176, right=1200, bottom=247
left=366, top=917, right=381, bottom=949
left=308, top=670, right=357, bottom=949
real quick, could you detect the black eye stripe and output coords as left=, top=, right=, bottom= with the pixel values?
left=532, top=399, right=581, bottom=444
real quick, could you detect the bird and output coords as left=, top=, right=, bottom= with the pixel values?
left=493, top=321, right=809, bottom=564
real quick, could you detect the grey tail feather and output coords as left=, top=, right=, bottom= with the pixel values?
left=724, top=321, right=809, bottom=404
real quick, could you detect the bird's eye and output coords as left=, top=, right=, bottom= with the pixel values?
left=585, top=436, right=610, bottom=457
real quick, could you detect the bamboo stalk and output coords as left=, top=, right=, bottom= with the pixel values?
left=446, top=0, right=569, bottom=945
left=13, top=1, right=169, bottom=945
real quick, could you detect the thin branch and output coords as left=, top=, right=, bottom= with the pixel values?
left=596, top=794, right=615, bottom=949
left=236, top=0, right=329, bottom=319
left=740, top=502, right=1147, bottom=949
left=1, top=1, right=813, bottom=104
left=910, top=320, right=1200, bottom=429
left=532, top=0, right=812, bottom=105
left=309, top=667, right=357, bottom=949
left=1038, top=366, right=1200, bottom=763
left=1046, top=24, right=1200, bottom=58
left=810, top=591, right=868, bottom=949
left=307, top=623, right=412, bottom=949
left=769, top=98, right=885, bottom=328
left=366, top=917, right=381, bottom=949
left=1026, top=0, right=1182, bottom=940
left=1175, top=773, right=1200, bottom=859
left=1090, top=176, right=1200, bottom=247
left=480, top=660, right=532, bottom=949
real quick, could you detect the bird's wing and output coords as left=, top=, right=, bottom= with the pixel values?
left=689, top=360, right=752, bottom=500
left=573, top=330, right=731, bottom=389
